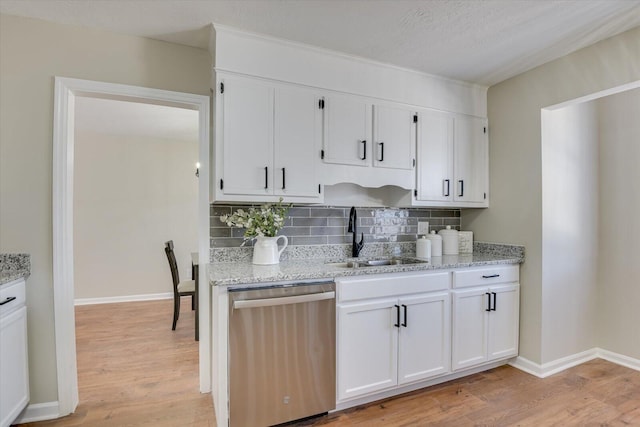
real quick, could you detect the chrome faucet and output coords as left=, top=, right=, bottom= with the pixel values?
left=348, top=206, right=364, bottom=257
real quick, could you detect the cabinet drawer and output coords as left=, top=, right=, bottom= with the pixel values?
left=0, top=278, right=26, bottom=317
left=337, top=271, right=450, bottom=303
left=453, top=265, right=519, bottom=289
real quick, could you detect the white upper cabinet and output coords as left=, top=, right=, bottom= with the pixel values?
left=212, top=26, right=488, bottom=204
left=219, top=76, right=274, bottom=197
left=454, top=116, right=488, bottom=204
left=373, top=104, right=416, bottom=170
left=417, top=110, right=454, bottom=202
left=214, top=74, right=323, bottom=203
left=322, top=95, right=371, bottom=167
left=273, top=86, right=322, bottom=198
left=320, top=96, right=417, bottom=189
left=415, top=111, right=488, bottom=207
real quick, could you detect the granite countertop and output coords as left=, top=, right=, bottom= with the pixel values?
left=0, top=253, right=31, bottom=285
left=209, top=243, right=524, bottom=287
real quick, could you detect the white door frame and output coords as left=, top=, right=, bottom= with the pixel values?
left=53, top=77, right=210, bottom=416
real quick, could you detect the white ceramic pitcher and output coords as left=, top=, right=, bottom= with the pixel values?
left=252, top=235, right=288, bottom=265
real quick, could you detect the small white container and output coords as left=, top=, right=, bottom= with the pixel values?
left=458, top=231, right=473, bottom=254
left=438, top=226, right=459, bottom=255
left=426, top=231, right=442, bottom=257
left=416, top=236, right=431, bottom=259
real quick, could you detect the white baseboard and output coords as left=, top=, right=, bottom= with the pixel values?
left=74, top=292, right=172, bottom=306
left=14, top=401, right=60, bottom=424
left=510, top=347, right=640, bottom=378
left=597, top=348, right=640, bottom=372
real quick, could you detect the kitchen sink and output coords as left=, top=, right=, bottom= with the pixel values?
left=327, top=257, right=428, bottom=269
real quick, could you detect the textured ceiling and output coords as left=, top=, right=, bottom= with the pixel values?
left=1, top=0, right=639, bottom=85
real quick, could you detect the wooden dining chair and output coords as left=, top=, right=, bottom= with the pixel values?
left=164, top=240, right=195, bottom=330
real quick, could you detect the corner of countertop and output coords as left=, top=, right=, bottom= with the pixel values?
left=474, top=242, right=525, bottom=262
left=0, top=253, right=31, bottom=284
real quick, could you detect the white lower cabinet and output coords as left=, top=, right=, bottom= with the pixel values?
left=336, top=265, right=519, bottom=407
left=337, top=298, right=398, bottom=400
left=0, top=278, right=29, bottom=427
left=397, top=293, right=451, bottom=385
left=451, top=267, right=520, bottom=371
left=336, top=272, right=451, bottom=402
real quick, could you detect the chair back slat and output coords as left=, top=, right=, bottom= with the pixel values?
left=164, top=240, right=180, bottom=291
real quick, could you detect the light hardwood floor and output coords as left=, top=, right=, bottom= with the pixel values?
left=20, top=299, right=214, bottom=427
left=22, top=299, right=640, bottom=426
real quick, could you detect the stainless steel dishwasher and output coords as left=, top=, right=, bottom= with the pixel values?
left=228, top=281, right=336, bottom=427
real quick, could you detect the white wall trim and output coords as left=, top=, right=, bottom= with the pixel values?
left=544, top=80, right=640, bottom=111
left=510, top=348, right=640, bottom=378
left=597, top=348, right=640, bottom=372
left=13, top=401, right=60, bottom=424
left=53, top=77, right=210, bottom=418
left=74, top=292, right=172, bottom=306
left=511, top=349, right=599, bottom=378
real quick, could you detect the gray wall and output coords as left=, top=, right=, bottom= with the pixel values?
left=462, top=26, right=640, bottom=365
left=211, top=205, right=460, bottom=248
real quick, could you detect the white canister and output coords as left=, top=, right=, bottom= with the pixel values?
left=458, top=231, right=474, bottom=254
left=416, top=236, right=431, bottom=259
left=438, top=226, right=459, bottom=255
left=426, top=231, right=442, bottom=257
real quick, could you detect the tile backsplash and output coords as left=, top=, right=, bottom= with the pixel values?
left=210, top=205, right=460, bottom=248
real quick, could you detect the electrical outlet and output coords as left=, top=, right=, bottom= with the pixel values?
left=418, top=221, right=429, bottom=235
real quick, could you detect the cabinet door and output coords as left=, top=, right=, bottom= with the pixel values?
left=323, top=95, right=371, bottom=167
left=454, top=116, right=488, bottom=204
left=416, top=110, right=454, bottom=201
left=274, top=87, right=321, bottom=198
left=337, top=299, right=398, bottom=401
left=221, top=77, right=274, bottom=195
left=397, top=292, right=451, bottom=385
left=0, top=306, right=29, bottom=427
left=452, top=288, right=489, bottom=370
left=488, top=284, right=520, bottom=361
left=373, top=104, right=416, bottom=170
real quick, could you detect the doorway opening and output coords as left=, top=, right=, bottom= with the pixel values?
left=52, top=77, right=210, bottom=417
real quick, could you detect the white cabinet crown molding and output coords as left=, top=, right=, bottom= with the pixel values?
left=212, top=25, right=487, bottom=117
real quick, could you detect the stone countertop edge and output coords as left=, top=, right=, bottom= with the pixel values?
left=0, top=253, right=31, bottom=285
left=208, top=243, right=524, bottom=287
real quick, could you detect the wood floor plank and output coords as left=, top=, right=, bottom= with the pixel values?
left=20, top=299, right=640, bottom=427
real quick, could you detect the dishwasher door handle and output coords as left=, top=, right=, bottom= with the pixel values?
left=233, top=291, right=335, bottom=309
